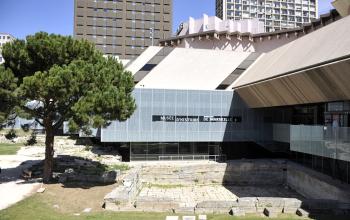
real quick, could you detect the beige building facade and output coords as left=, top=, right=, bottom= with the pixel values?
left=0, top=33, right=15, bottom=64
left=74, top=0, right=172, bottom=60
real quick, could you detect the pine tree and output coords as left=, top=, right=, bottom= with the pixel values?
left=0, top=32, right=136, bottom=182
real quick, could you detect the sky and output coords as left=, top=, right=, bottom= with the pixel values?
left=0, top=0, right=335, bottom=39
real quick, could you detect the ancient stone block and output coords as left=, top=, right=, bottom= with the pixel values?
left=256, top=197, right=284, bottom=213
left=237, top=197, right=257, bottom=214
left=175, top=206, right=195, bottom=214
left=296, top=208, right=310, bottom=217
left=198, top=214, right=207, bottom=220
left=230, top=207, right=245, bottom=216
left=182, top=216, right=195, bottom=220
left=264, top=208, right=279, bottom=218
left=166, top=216, right=179, bottom=220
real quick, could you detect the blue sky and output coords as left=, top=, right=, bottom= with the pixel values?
left=0, top=0, right=334, bottom=39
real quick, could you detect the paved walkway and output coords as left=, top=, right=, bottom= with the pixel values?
left=0, top=154, right=42, bottom=210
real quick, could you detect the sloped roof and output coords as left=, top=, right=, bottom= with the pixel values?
left=231, top=14, right=350, bottom=89
left=136, top=48, right=252, bottom=90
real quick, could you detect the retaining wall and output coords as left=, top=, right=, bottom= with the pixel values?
left=287, top=162, right=350, bottom=202
left=140, top=159, right=287, bottom=186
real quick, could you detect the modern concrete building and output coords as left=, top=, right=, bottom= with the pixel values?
left=0, top=33, right=14, bottom=64
left=74, top=0, right=172, bottom=60
left=216, top=0, right=318, bottom=32
left=66, top=9, right=350, bottom=186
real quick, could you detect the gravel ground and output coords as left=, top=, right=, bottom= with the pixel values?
left=0, top=154, right=42, bottom=210
left=0, top=135, right=123, bottom=210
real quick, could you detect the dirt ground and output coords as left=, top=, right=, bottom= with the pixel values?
left=41, top=182, right=119, bottom=214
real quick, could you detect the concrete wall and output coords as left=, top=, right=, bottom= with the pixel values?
left=140, top=159, right=287, bottom=186
left=287, top=162, right=350, bottom=202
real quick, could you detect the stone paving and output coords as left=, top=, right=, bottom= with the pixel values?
left=137, top=184, right=303, bottom=209
left=139, top=185, right=238, bottom=207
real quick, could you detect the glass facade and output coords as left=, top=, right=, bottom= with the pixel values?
left=101, top=88, right=274, bottom=143
left=290, top=125, right=350, bottom=162
left=101, top=88, right=280, bottom=161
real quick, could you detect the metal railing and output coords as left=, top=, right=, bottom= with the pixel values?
left=158, top=154, right=226, bottom=162
left=130, top=154, right=226, bottom=162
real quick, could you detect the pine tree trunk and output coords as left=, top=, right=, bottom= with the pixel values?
left=43, top=120, right=54, bottom=183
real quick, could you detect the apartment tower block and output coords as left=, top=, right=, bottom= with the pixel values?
left=216, top=0, right=318, bottom=32
left=74, top=0, right=172, bottom=60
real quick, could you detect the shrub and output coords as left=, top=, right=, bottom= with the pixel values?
left=25, top=132, right=37, bottom=146
left=5, top=129, right=17, bottom=140
left=84, top=145, right=93, bottom=151
left=107, top=164, right=130, bottom=171
left=21, top=124, right=30, bottom=132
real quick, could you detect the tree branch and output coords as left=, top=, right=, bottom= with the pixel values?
left=35, top=118, right=44, bottom=127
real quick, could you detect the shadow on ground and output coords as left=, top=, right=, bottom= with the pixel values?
left=0, top=160, right=41, bottom=184
left=1, top=155, right=118, bottom=189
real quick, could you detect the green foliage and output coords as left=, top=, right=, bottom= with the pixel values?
left=0, top=31, right=136, bottom=135
left=2, top=32, right=100, bottom=81
left=21, top=124, right=30, bottom=132
left=0, top=65, right=18, bottom=124
left=107, top=164, right=130, bottom=171
left=25, top=132, right=37, bottom=146
left=84, top=145, right=93, bottom=151
left=5, top=129, right=17, bottom=140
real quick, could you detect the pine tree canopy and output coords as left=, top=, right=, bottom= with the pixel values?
left=0, top=32, right=136, bottom=133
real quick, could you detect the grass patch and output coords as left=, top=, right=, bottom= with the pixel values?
left=147, top=183, right=184, bottom=189
left=0, top=195, right=169, bottom=220
left=107, top=164, right=130, bottom=172
left=1, top=193, right=348, bottom=220
left=0, top=143, right=23, bottom=155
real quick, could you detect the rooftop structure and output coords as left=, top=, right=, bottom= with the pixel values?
left=176, top=14, right=264, bottom=37
left=159, top=9, right=340, bottom=53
